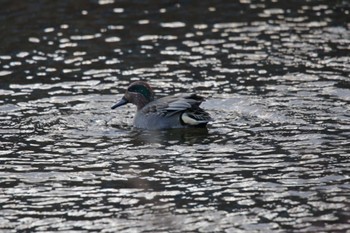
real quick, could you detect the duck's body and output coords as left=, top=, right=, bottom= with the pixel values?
left=111, top=81, right=212, bottom=130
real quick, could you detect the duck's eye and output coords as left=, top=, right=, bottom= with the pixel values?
left=128, top=85, right=152, bottom=99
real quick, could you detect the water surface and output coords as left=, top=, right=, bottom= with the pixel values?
left=1, top=0, right=350, bottom=232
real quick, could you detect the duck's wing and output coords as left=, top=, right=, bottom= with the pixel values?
left=143, top=94, right=212, bottom=126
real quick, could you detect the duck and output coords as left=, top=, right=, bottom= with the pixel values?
left=111, top=81, right=212, bottom=130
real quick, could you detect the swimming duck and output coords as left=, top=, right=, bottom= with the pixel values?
left=111, top=81, right=212, bottom=130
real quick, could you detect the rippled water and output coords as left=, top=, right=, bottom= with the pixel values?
left=1, top=0, right=350, bottom=232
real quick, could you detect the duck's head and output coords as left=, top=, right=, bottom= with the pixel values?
left=111, top=81, right=155, bottom=110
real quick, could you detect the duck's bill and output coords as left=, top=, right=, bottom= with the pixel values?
left=111, top=97, right=128, bottom=109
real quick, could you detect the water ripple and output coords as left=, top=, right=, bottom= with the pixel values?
left=0, top=0, right=349, bottom=232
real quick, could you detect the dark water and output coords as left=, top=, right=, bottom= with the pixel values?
left=1, top=0, right=350, bottom=232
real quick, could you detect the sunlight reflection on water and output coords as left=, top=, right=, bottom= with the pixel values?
left=0, top=0, right=350, bottom=232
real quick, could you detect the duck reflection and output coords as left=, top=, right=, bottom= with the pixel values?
left=129, top=127, right=210, bottom=145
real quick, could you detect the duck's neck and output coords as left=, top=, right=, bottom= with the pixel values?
left=135, top=95, right=153, bottom=110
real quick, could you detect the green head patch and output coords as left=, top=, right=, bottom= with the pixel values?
left=128, top=84, right=153, bottom=100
